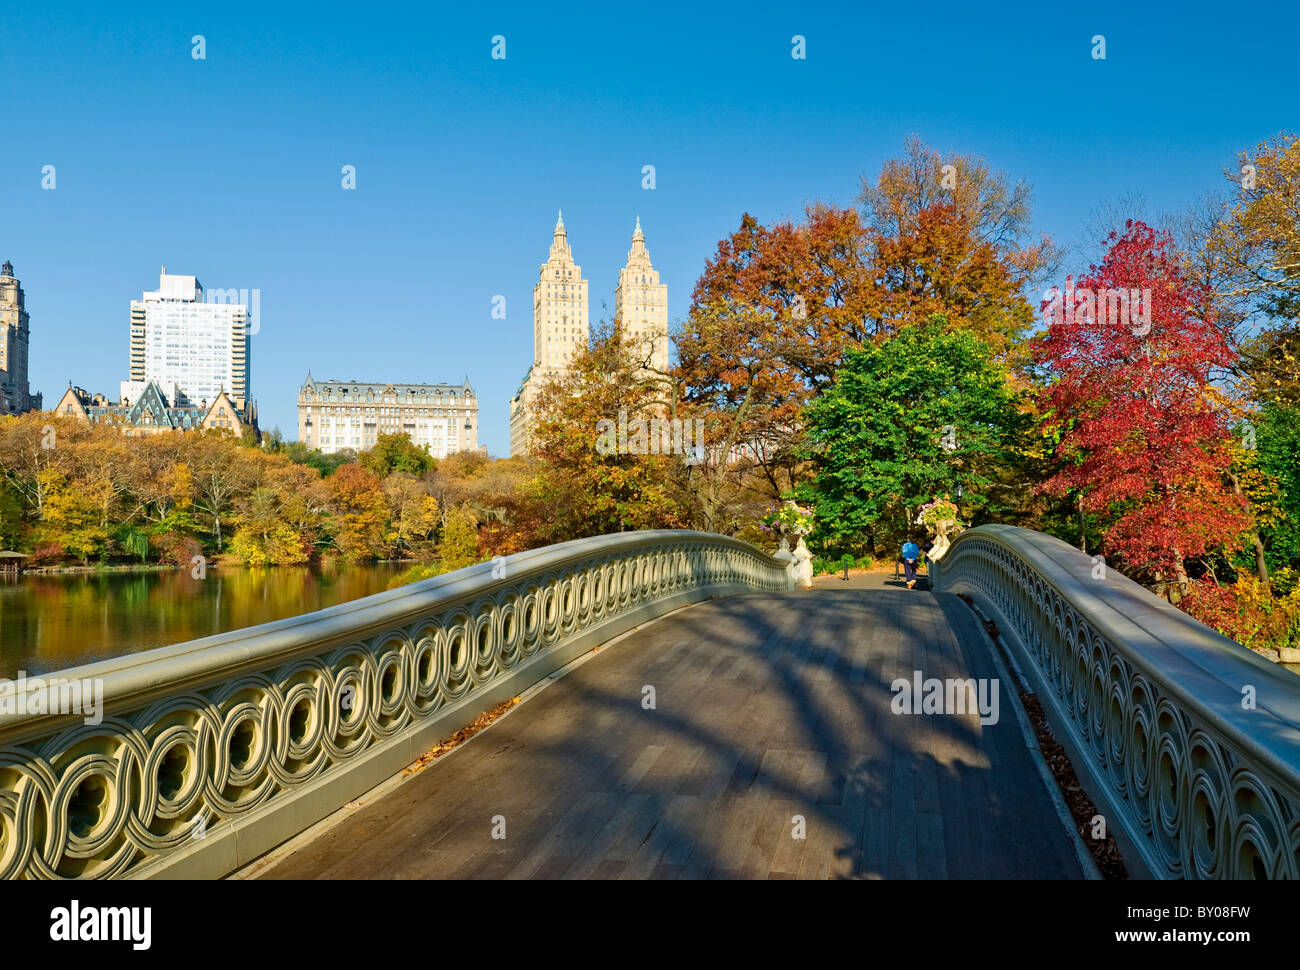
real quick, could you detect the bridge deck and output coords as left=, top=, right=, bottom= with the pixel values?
left=257, top=582, right=1084, bottom=879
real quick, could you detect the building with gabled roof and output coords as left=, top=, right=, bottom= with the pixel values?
left=50, top=380, right=258, bottom=438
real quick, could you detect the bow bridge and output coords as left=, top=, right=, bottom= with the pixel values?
left=2, top=527, right=1298, bottom=879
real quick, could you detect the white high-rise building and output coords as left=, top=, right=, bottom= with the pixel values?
left=129, top=268, right=250, bottom=408
left=613, top=217, right=669, bottom=372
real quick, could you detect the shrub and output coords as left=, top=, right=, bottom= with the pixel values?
left=150, top=533, right=203, bottom=568
left=1181, top=576, right=1300, bottom=653
left=24, top=543, right=65, bottom=567
left=813, top=553, right=874, bottom=576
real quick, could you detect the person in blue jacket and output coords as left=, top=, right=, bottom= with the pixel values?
left=901, top=539, right=921, bottom=589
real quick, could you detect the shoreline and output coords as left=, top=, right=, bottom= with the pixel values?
left=17, top=557, right=423, bottom=577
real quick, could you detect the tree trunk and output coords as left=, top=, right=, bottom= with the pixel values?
left=1227, top=469, right=1269, bottom=584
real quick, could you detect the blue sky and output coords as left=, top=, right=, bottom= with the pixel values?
left=3, top=1, right=1295, bottom=455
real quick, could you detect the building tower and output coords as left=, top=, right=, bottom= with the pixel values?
left=510, top=212, right=590, bottom=456
left=129, top=268, right=250, bottom=410
left=533, top=211, right=590, bottom=379
left=0, top=260, right=40, bottom=414
left=613, top=217, right=669, bottom=372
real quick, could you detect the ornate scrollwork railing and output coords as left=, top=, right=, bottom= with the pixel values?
left=0, top=531, right=791, bottom=880
left=933, top=524, right=1300, bottom=879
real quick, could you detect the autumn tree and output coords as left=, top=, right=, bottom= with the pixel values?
left=37, top=469, right=110, bottom=562
left=677, top=137, right=1056, bottom=532
left=382, top=473, right=440, bottom=555
left=436, top=504, right=482, bottom=572
left=1035, top=222, right=1252, bottom=592
left=0, top=414, right=93, bottom=520
left=229, top=486, right=311, bottom=566
left=187, top=432, right=255, bottom=551
left=529, top=320, right=689, bottom=539
left=1206, top=132, right=1300, bottom=323
left=326, top=462, right=390, bottom=560
left=857, top=134, right=1059, bottom=354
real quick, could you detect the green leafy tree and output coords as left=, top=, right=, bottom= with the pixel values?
left=1252, top=404, right=1300, bottom=573
left=797, top=316, right=1026, bottom=557
left=359, top=432, right=435, bottom=478
left=0, top=479, right=26, bottom=550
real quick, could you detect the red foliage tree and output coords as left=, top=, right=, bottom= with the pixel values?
left=1035, top=222, right=1251, bottom=589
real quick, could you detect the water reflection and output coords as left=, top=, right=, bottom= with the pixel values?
left=0, top=564, right=405, bottom=679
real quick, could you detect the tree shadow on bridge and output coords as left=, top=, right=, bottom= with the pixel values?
left=265, top=586, right=1082, bottom=880
left=451, top=586, right=1076, bottom=879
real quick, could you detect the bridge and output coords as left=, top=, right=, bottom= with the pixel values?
left=1, top=527, right=1298, bottom=879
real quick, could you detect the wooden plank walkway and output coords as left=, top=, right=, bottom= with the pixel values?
left=257, top=584, right=1084, bottom=879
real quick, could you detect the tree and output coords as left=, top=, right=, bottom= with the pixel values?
left=326, top=462, right=390, bottom=560
left=1206, top=132, right=1300, bottom=321
left=229, top=487, right=311, bottom=566
left=436, top=505, right=482, bottom=572
left=1248, top=404, right=1300, bottom=574
left=676, top=139, right=1056, bottom=532
left=382, top=473, right=440, bottom=555
left=529, top=320, right=689, bottom=539
left=0, top=478, right=24, bottom=549
left=0, top=414, right=91, bottom=520
left=187, top=433, right=253, bottom=551
left=797, top=316, right=1026, bottom=558
left=1034, top=222, right=1252, bottom=591
left=284, top=441, right=354, bottom=477
left=37, top=469, right=109, bottom=562
left=359, top=432, right=435, bottom=478
left=857, top=134, right=1059, bottom=354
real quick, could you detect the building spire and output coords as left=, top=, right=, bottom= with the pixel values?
left=626, top=216, right=650, bottom=268
left=549, top=209, right=571, bottom=258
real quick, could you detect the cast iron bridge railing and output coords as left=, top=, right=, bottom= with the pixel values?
left=933, top=524, right=1300, bottom=879
left=6, top=523, right=1298, bottom=880
left=0, top=531, right=790, bottom=879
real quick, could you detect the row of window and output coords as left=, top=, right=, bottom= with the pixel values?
left=305, top=393, right=468, bottom=403
left=303, top=405, right=471, bottom=416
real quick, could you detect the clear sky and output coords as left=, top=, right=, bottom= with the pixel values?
left=3, top=1, right=1295, bottom=454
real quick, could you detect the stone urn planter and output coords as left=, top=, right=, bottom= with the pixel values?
left=767, top=501, right=815, bottom=590
left=916, top=499, right=963, bottom=563
left=788, top=523, right=813, bottom=590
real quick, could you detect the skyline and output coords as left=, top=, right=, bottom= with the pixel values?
left=4, top=1, right=1298, bottom=454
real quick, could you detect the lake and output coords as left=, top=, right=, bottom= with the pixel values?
left=0, top=563, right=407, bottom=679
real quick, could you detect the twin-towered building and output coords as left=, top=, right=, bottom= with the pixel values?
left=509, top=214, right=669, bottom=456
